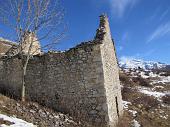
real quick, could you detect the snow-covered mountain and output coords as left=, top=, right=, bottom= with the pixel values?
left=119, top=57, right=167, bottom=70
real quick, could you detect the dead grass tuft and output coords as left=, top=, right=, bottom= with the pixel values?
left=162, top=94, right=170, bottom=104
left=116, top=111, right=132, bottom=127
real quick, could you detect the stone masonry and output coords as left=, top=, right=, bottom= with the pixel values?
left=0, top=15, right=123, bottom=127
left=0, top=38, right=17, bottom=58
left=5, top=31, right=41, bottom=57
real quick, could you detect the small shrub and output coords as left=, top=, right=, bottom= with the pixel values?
left=119, top=72, right=136, bottom=87
left=119, top=73, right=131, bottom=84
left=162, top=94, right=170, bottom=104
left=133, top=96, right=159, bottom=111
left=160, top=72, right=170, bottom=76
left=0, top=119, right=14, bottom=126
left=132, top=77, right=151, bottom=87
left=0, top=84, right=20, bottom=100
left=116, top=111, right=132, bottom=127
left=121, top=87, right=144, bottom=102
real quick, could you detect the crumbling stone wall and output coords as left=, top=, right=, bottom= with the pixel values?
left=0, top=15, right=123, bottom=127
left=0, top=39, right=16, bottom=57
left=5, top=32, right=41, bottom=57
left=98, top=16, right=123, bottom=126
left=20, top=32, right=41, bottom=55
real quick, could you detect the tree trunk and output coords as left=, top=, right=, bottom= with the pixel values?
left=21, top=65, right=26, bottom=102
left=21, top=55, right=30, bottom=102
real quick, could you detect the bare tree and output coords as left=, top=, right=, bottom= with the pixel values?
left=0, top=0, right=65, bottom=101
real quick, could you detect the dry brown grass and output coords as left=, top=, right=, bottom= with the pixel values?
left=133, top=95, right=160, bottom=111
left=116, top=111, right=133, bottom=127
left=132, top=76, right=151, bottom=87
left=0, top=118, right=14, bottom=126
left=162, top=94, right=170, bottom=104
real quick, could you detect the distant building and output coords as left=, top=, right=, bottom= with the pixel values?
left=4, top=32, right=41, bottom=57
left=0, top=38, right=16, bottom=57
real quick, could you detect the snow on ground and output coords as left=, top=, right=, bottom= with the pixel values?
left=138, top=87, right=166, bottom=98
left=152, top=85, right=164, bottom=90
left=132, top=119, right=141, bottom=127
left=0, top=114, right=36, bottom=127
left=160, top=114, right=169, bottom=119
left=129, top=110, right=137, bottom=117
left=122, top=101, right=131, bottom=109
left=151, top=76, right=170, bottom=84
left=140, top=71, right=158, bottom=79
left=140, top=72, right=149, bottom=79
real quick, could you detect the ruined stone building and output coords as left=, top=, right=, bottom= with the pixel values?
left=1, top=32, right=41, bottom=57
left=0, top=38, right=17, bottom=57
left=0, top=15, right=123, bottom=127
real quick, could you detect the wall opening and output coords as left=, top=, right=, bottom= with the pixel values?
left=115, top=96, right=119, bottom=117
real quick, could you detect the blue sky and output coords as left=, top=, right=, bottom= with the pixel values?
left=0, top=0, right=170, bottom=63
left=58, top=0, right=170, bottom=64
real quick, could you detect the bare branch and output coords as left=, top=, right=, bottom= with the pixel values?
left=0, top=0, right=65, bottom=101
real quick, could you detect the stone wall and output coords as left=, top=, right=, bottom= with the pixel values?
left=99, top=16, right=123, bottom=126
left=5, top=32, right=41, bottom=57
left=0, top=39, right=16, bottom=58
left=20, top=32, right=41, bottom=55
left=0, top=15, right=123, bottom=127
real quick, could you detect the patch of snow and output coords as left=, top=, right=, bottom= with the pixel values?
left=139, top=88, right=166, bottom=98
left=132, top=119, right=141, bottom=127
left=152, top=86, right=164, bottom=91
left=122, top=101, right=131, bottom=109
left=0, top=114, right=36, bottom=127
left=129, top=110, right=137, bottom=117
left=138, top=71, right=159, bottom=79
left=151, top=76, right=170, bottom=85
left=140, top=72, right=149, bottom=78
left=149, top=72, right=158, bottom=77
left=160, top=115, right=168, bottom=119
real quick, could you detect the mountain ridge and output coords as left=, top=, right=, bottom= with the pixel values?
left=119, top=57, right=169, bottom=70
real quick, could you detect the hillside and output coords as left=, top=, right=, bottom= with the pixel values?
left=0, top=94, right=79, bottom=127
left=119, top=58, right=170, bottom=127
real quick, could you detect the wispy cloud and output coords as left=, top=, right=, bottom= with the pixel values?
left=120, top=49, right=156, bottom=61
left=148, top=8, right=160, bottom=22
left=159, top=8, right=169, bottom=21
left=121, top=32, right=130, bottom=43
left=109, top=0, right=139, bottom=18
left=148, top=7, right=170, bottom=23
left=147, top=22, right=170, bottom=43
left=136, top=49, right=155, bottom=57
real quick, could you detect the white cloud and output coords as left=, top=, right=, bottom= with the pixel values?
left=109, top=0, right=139, bottom=18
left=147, top=22, right=170, bottom=43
